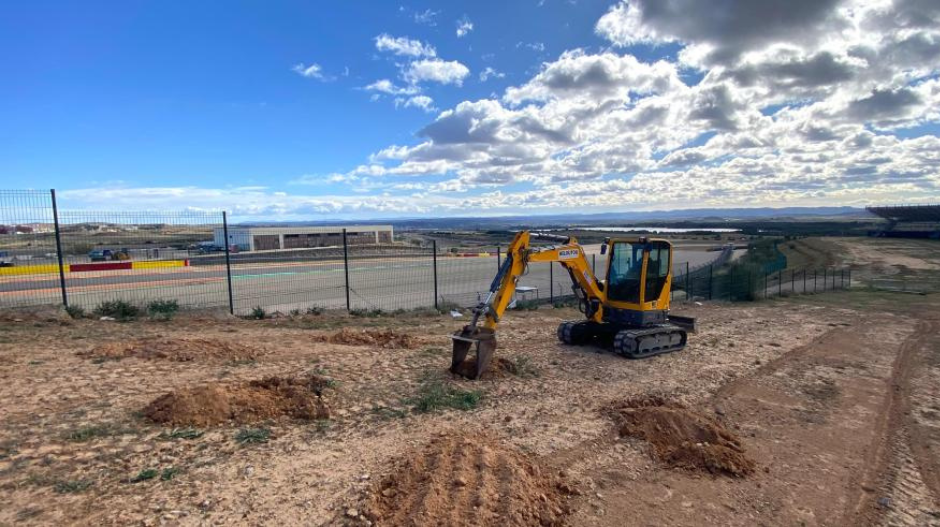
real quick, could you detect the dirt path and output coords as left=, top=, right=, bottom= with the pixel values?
left=560, top=309, right=940, bottom=526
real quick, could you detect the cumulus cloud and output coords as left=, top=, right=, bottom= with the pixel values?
left=397, top=95, right=437, bottom=112
left=456, top=17, right=474, bottom=38
left=479, top=67, right=505, bottom=82
left=340, top=0, right=940, bottom=211
left=101, top=1, right=940, bottom=217
left=291, top=63, right=329, bottom=80
left=403, top=58, right=471, bottom=86
left=363, top=79, right=419, bottom=96
left=374, top=34, right=436, bottom=57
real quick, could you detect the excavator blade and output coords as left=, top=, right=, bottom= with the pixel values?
left=450, top=326, right=497, bottom=380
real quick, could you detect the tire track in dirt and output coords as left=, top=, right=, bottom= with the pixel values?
left=850, top=318, right=940, bottom=527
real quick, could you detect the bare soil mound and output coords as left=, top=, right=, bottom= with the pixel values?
left=79, top=338, right=263, bottom=362
left=364, top=431, right=570, bottom=526
left=142, top=375, right=331, bottom=427
left=608, top=395, right=756, bottom=477
left=313, top=328, right=418, bottom=349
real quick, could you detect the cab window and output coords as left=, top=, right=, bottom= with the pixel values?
left=607, top=242, right=644, bottom=303
left=644, top=241, right=671, bottom=303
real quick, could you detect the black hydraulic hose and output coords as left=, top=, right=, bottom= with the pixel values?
left=488, top=253, right=513, bottom=292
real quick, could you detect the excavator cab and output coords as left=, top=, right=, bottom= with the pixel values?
left=450, top=232, right=692, bottom=379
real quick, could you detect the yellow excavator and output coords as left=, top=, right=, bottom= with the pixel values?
left=451, top=231, right=695, bottom=379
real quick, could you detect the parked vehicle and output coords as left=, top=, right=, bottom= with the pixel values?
left=88, top=248, right=131, bottom=262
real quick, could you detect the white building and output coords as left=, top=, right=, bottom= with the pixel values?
left=213, top=225, right=394, bottom=251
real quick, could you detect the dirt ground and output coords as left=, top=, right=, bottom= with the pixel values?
left=1, top=239, right=939, bottom=526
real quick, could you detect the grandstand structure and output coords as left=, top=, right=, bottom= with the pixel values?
left=867, top=204, right=940, bottom=239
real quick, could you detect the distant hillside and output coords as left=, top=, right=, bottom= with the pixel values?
left=238, top=206, right=873, bottom=230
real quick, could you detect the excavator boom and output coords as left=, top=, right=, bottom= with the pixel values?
left=451, top=231, right=603, bottom=379
left=450, top=230, right=691, bottom=379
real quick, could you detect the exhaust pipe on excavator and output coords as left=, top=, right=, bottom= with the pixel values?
left=450, top=325, right=497, bottom=380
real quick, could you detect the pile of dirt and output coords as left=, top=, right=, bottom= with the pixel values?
left=364, top=431, right=570, bottom=526
left=607, top=395, right=756, bottom=477
left=0, top=306, right=72, bottom=325
left=142, top=375, right=331, bottom=427
left=312, top=328, right=419, bottom=349
left=79, top=338, right=263, bottom=362
left=451, top=357, right=519, bottom=379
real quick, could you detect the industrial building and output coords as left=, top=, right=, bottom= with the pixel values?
left=213, top=225, right=394, bottom=251
left=867, top=204, right=940, bottom=239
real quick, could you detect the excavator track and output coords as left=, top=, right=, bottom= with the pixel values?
left=613, top=324, right=686, bottom=359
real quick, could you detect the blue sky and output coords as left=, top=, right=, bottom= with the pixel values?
left=2, top=1, right=939, bottom=219
left=1, top=1, right=616, bottom=188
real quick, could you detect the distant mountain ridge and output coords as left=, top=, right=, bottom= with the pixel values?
left=238, top=206, right=873, bottom=229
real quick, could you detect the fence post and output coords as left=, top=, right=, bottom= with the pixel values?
left=847, top=268, right=851, bottom=288
left=708, top=264, right=713, bottom=300
left=342, top=228, right=350, bottom=311
left=778, top=270, right=783, bottom=296
left=764, top=271, right=768, bottom=299
left=549, top=263, right=554, bottom=304
left=50, top=189, right=69, bottom=309
left=222, top=211, right=234, bottom=315
left=685, top=261, right=690, bottom=301
left=823, top=268, right=827, bottom=291
left=432, top=240, right=439, bottom=310
left=791, top=269, right=795, bottom=293
left=840, top=268, right=845, bottom=289
left=497, top=246, right=501, bottom=269
left=814, top=270, right=817, bottom=292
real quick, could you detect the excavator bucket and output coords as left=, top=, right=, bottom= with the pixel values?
left=450, top=325, right=497, bottom=380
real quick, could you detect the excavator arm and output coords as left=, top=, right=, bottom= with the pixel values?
left=451, top=230, right=604, bottom=379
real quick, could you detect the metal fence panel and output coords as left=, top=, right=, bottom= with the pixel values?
left=0, top=190, right=60, bottom=308
left=57, top=209, right=226, bottom=310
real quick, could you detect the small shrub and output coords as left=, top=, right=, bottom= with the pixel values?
left=249, top=306, right=266, bottom=320
left=436, top=300, right=462, bottom=313
left=54, top=479, right=92, bottom=494
left=64, top=425, right=112, bottom=443
left=147, top=299, right=179, bottom=320
left=130, top=469, right=158, bottom=483
left=289, top=308, right=302, bottom=317
left=408, top=380, right=483, bottom=413
left=65, top=305, right=85, bottom=319
left=552, top=298, right=577, bottom=309
left=162, top=427, right=203, bottom=440
left=93, top=300, right=141, bottom=321
left=305, top=306, right=324, bottom=316
left=160, top=467, right=180, bottom=481
left=235, top=427, right=271, bottom=445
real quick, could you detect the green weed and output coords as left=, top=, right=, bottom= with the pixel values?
left=54, top=479, right=92, bottom=493
left=93, top=300, right=141, bottom=321
left=408, top=380, right=483, bottom=413
left=147, top=299, right=179, bottom=321
left=235, top=427, right=271, bottom=444
left=130, top=469, right=158, bottom=483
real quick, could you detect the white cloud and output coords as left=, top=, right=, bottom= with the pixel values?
left=456, top=17, right=474, bottom=38
left=374, top=34, right=436, bottom=57
left=403, top=59, right=471, bottom=86
left=363, top=79, right=420, bottom=96
left=291, top=63, right=328, bottom=80
left=399, top=95, right=437, bottom=112
left=413, top=8, right=439, bottom=26
left=479, top=67, right=505, bottom=82
left=339, top=0, right=940, bottom=211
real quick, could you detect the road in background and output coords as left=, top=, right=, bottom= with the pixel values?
left=0, top=245, right=727, bottom=314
